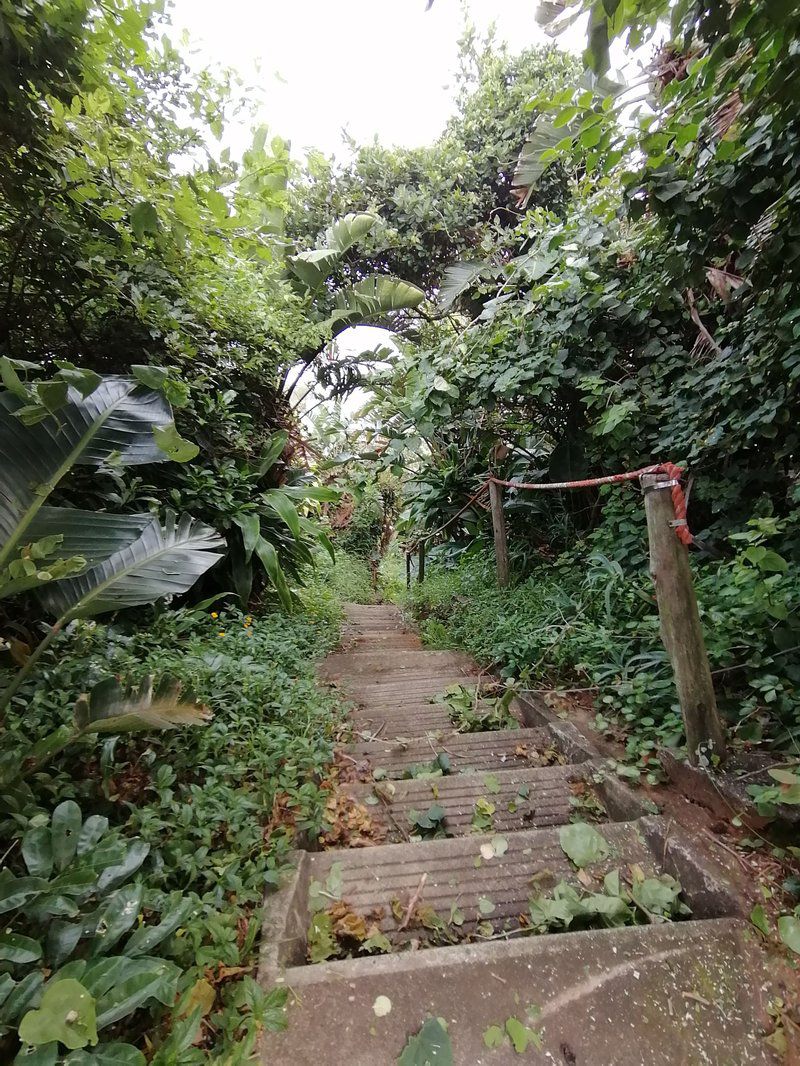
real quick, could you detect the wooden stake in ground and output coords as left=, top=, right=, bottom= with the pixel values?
left=405, top=552, right=411, bottom=590
left=488, top=480, right=510, bottom=588
left=641, top=472, right=726, bottom=765
left=418, top=543, right=425, bottom=585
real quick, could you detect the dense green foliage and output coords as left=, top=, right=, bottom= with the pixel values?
left=288, top=36, right=580, bottom=296
left=350, top=5, right=800, bottom=759
left=0, top=590, right=347, bottom=1061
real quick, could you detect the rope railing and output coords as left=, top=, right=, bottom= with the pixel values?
left=406, top=461, right=692, bottom=553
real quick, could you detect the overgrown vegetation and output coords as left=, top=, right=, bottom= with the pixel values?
left=5, top=0, right=800, bottom=1056
left=1, top=594, right=345, bottom=1061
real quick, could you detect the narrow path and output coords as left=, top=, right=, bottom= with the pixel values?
left=260, top=605, right=774, bottom=1064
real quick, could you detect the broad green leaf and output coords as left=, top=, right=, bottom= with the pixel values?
left=77, top=816, right=109, bottom=857
left=0, top=971, right=44, bottom=1023
left=397, top=1017, right=453, bottom=1065
left=94, top=958, right=180, bottom=1029
left=264, top=490, right=302, bottom=541
left=233, top=514, right=261, bottom=562
left=750, top=904, right=769, bottom=936
left=0, top=874, right=48, bottom=913
left=22, top=826, right=53, bottom=879
left=505, top=1016, right=542, bottom=1053
left=483, top=1025, right=505, bottom=1048
left=330, top=275, right=425, bottom=330
left=256, top=431, right=289, bottom=475
left=88, top=884, right=144, bottom=956
left=131, top=365, right=169, bottom=390
left=512, top=119, right=562, bottom=204
left=0, top=380, right=174, bottom=573
left=307, top=912, right=337, bottom=963
left=125, top=899, right=193, bottom=957
left=437, top=261, right=491, bottom=311
left=0, top=932, right=43, bottom=964
left=325, top=212, right=378, bottom=253
left=129, top=201, right=159, bottom=240
left=55, top=366, right=102, bottom=397
left=96, top=841, right=150, bottom=894
left=40, top=512, right=224, bottom=619
left=559, top=822, right=609, bottom=867
left=75, top=675, right=211, bottom=735
left=288, top=248, right=340, bottom=292
left=255, top=536, right=293, bottom=611
left=52, top=801, right=82, bottom=872
left=13, top=1042, right=59, bottom=1065
left=19, top=979, right=97, bottom=1049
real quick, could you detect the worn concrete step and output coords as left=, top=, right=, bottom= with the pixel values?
left=339, top=763, right=602, bottom=842
left=347, top=701, right=524, bottom=741
left=260, top=817, right=740, bottom=972
left=259, top=917, right=770, bottom=1065
left=341, top=726, right=559, bottom=776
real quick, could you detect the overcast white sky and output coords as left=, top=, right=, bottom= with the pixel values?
left=169, top=0, right=587, bottom=160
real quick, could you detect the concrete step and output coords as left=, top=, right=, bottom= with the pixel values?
left=338, top=763, right=611, bottom=842
left=341, top=726, right=560, bottom=776
left=260, top=917, right=770, bottom=1065
left=347, top=700, right=525, bottom=740
left=261, top=817, right=740, bottom=970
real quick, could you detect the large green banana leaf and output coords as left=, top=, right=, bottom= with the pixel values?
left=288, top=213, right=378, bottom=294
left=0, top=379, right=174, bottom=571
left=328, top=276, right=425, bottom=331
left=0, top=508, right=154, bottom=599
left=40, top=512, right=224, bottom=619
left=324, top=212, right=378, bottom=254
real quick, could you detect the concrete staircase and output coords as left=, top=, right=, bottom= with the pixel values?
left=259, top=604, right=774, bottom=1065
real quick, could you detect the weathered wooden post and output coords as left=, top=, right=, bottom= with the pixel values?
left=417, top=542, right=425, bottom=585
left=405, top=551, right=411, bottom=590
left=488, top=480, right=510, bottom=588
left=641, top=472, right=726, bottom=764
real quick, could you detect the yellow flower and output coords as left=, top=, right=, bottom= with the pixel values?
left=211, top=612, right=218, bottom=619
left=217, top=631, right=225, bottom=637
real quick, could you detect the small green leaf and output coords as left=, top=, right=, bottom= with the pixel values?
left=778, top=915, right=800, bottom=954
left=129, top=201, right=159, bottom=240
left=307, top=912, right=337, bottom=963
left=131, top=366, right=169, bottom=390
left=750, top=904, right=769, bottom=936
left=152, top=424, right=199, bottom=463
left=397, top=1017, right=453, bottom=1065
left=483, top=774, right=501, bottom=794
left=478, top=897, right=496, bottom=915
left=505, top=1016, right=542, bottom=1054
left=559, top=822, right=609, bottom=867
left=483, top=1025, right=505, bottom=1048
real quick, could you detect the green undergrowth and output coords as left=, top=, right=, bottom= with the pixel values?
left=311, top=550, right=380, bottom=605
left=401, top=526, right=800, bottom=772
left=0, top=588, right=347, bottom=1062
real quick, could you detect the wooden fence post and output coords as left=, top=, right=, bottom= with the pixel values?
left=405, top=551, right=411, bottom=590
left=641, top=472, right=726, bottom=764
left=417, top=543, right=425, bottom=585
left=488, top=480, right=510, bottom=588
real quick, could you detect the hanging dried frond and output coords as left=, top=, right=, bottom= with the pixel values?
left=712, top=91, right=742, bottom=139
left=706, top=266, right=745, bottom=304
left=686, top=288, right=723, bottom=357
left=651, top=45, right=692, bottom=90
